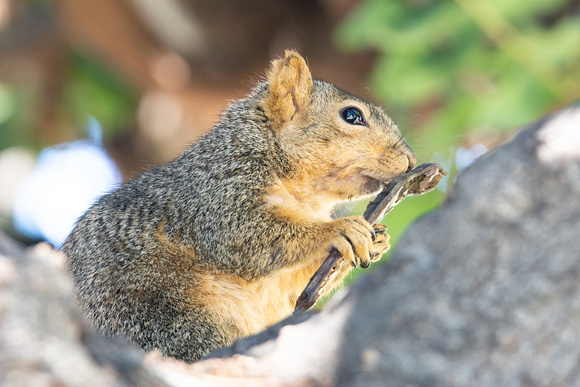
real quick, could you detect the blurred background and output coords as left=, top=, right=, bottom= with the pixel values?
left=0, top=0, right=578, bottom=261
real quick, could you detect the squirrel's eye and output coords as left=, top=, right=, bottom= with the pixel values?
left=341, top=107, right=366, bottom=126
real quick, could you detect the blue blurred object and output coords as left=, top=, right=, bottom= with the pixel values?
left=13, top=118, right=121, bottom=247
left=455, top=144, right=488, bottom=171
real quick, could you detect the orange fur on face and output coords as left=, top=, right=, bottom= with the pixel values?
left=261, top=51, right=414, bottom=218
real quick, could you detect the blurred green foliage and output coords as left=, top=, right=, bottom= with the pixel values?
left=0, top=79, right=36, bottom=150
left=0, top=54, right=137, bottom=152
left=63, top=54, right=138, bottom=141
left=325, top=0, right=580, bottom=299
left=337, top=0, right=579, bottom=152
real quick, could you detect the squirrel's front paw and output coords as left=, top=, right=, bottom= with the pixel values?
left=370, top=223, right=390, bottom=262
left=324, top=216, right=376, bottom=269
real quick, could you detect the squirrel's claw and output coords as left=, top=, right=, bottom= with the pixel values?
left=370, top=223, right=390, bottom=262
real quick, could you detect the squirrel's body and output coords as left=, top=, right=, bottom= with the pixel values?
left=64, top=51, right=416, bottom=362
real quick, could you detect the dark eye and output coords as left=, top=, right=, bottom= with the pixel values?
left=341, top=107, right=366, bottom=126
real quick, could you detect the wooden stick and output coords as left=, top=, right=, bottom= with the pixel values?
left=295, top=163, right=447, bottom=311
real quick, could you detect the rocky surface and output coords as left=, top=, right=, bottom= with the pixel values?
left=0, top=234, right=167, bottom=387
left=1, top=104, right=580, bottom=386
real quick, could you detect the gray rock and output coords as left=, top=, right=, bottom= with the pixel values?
left=0, top=234, right=167, bottom=387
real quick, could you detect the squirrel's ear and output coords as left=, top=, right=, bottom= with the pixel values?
left=264, top=50, right=313, bottom=129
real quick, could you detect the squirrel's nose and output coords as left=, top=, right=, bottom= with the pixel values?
left=406, top=150, right=417, bottom=172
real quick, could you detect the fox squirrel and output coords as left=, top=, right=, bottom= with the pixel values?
left=63, top=50, right=416, bottom=362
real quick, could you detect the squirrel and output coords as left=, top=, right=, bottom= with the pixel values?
left=63, top=50, right=416, bottom=363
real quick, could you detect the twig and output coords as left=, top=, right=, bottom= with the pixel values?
left=295, top=163, right=447, bottom=311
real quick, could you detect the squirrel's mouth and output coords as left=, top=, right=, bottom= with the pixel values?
left=359, top=174, right=384, bottom=196
left=333, top=168, right=406, bottom=199
left=360, top=169, right=410, bottom=196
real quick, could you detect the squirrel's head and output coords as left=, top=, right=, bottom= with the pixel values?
left=261, top=50, right=416, bottom=203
